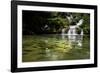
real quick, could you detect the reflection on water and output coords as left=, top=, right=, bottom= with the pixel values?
left=22, top=34, right=90, bottom=62
left=67, top=35, right=83, bottom=48
left=45, top=35, right=83, bottom=60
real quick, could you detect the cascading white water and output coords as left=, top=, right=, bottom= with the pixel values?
left=61, top=15, right=84, bottom=49
left=61, top=14, right=84, bottom=41
left=67, top=26, right=77, bottom=35
left=67, top=19, right=84, bottom=35
left=81, top=29, right=83, bottom=35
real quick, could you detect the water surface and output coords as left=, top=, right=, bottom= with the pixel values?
left=22, top=34, right=90, bottom=62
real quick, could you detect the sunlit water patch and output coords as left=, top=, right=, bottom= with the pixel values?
left=22, top=34, right=90, bottom=62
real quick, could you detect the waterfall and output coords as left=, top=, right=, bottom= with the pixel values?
left=61, top=15, right=84, bottom=40
left=81, top=30, right=83, bottom=35
left=67, top=19, right=84, bottom=35
left=68, top=26, right=77, bottom=35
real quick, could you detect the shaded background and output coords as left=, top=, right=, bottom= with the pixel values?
left=22, top=10, right=90, bottom=35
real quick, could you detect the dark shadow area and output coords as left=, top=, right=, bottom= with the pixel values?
left=23, top=10, right=90, bottom=35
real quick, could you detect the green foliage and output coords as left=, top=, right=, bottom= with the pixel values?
left=47, top=12, right=69, bottom=33
left=79, top=14, right=90, bottom=34
left=69, top=13, right=90, bottom=35
left=76, top=27, right=81, bottom=34
left=23, top=11, right=90, bottom=35
left=46, top=12, right=90, bottom=34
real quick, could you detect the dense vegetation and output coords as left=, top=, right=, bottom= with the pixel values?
left=23, top=11, right=90, bottom=35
